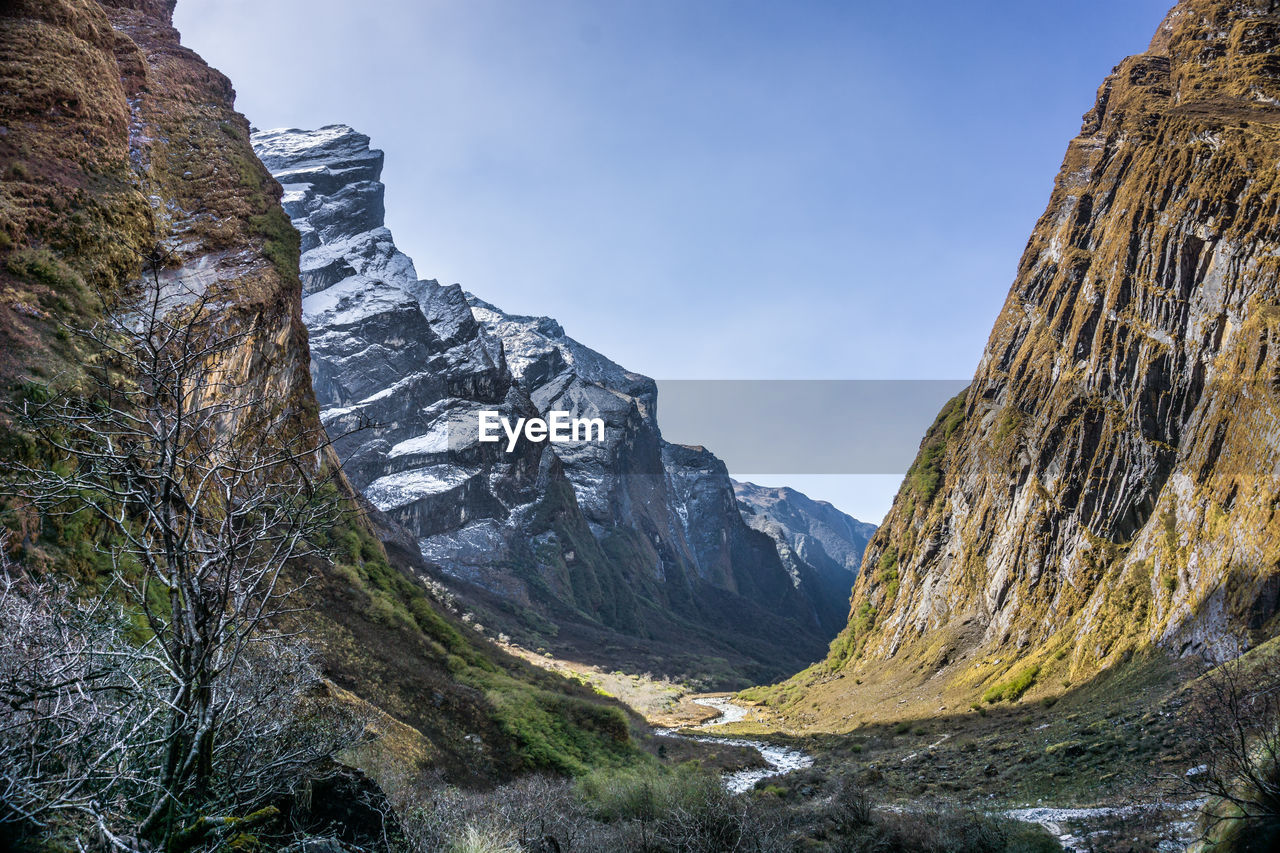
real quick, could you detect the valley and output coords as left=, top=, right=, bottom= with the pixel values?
left=513, top=642, right=1209, bottom=849
left=251, top=122, right=876, bottom=690
left=4, top=0, right=1280, bottom=850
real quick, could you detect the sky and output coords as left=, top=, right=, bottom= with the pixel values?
left=173, top=0, right=1173, bottom=523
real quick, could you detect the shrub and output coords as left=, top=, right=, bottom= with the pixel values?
left=449, top=824, right=521, bottom=853
left=394, top=764, right=1064, bottom=853
left=400, top=768, right=784, bottom=853
left=1185, top=659, right=1280, bottom=850
left=366, top=590, right=403, bottom=626
left=577, top=764, right=701, bottom=822
left=577, top=763, right=782, bottom=851
left=829, top=774, right=874, bottom=830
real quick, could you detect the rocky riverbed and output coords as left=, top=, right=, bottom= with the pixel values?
left=657, top=696, right=814, bottom=794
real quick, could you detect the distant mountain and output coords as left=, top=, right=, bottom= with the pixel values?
left=252, top=125, right=874, bottom=687
left=733, top=481, right=876, bottom=637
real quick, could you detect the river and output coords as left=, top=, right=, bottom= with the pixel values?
left=656, top=696, right=813, bottom=794
left=659, top=699, right=1198, bottom=850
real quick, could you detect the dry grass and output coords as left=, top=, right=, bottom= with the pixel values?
left=498, top=641, right=719, bottom=728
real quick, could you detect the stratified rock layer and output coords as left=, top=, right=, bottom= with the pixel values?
left=254, top=126, right=873, bottom=685
left=805, top=0, right=1280, bottom=713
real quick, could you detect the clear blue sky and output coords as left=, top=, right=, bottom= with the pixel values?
left=174, top=0, right=1172, bottom=522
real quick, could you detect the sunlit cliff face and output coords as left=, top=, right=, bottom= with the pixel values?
left=789, top=0, right=1280, bottom=718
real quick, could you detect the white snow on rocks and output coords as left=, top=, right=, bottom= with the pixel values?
left=364, top=465, right=476, bottom=511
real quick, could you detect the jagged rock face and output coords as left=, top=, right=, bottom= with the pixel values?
left=823, top=0, right=1280, bottom=703
left=254, top=126, right=549, bottom=548
left=734, top=481, right=876, bottom=637
left=0, top=2, right=650, bottom=783
left=465, top=296, right=827, bottom=602
left=254, top=126, right=869, bottom=683
left=0, top=0, right=308, bottom=402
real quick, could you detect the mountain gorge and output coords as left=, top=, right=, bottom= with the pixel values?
left=252, top=125, right=872, bottom=687
left=15, top=0, right=1280, bottom=847
left=767, top=0, right=1280, bottom=723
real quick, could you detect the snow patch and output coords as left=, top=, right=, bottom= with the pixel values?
left=364, top=465, right=475, bottom=510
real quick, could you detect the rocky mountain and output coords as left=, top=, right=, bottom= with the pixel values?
left=733, top=481, right=876, bottom=637
left=0, top=0, right=647, bottom=786
left=252, top=125, right=873, bottom=686
left=768, top=0, right=1280, bottom=720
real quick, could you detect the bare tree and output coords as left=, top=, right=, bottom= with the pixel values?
left=0, top=536, right=365, bottom=850
left=1184, top=657, right=1280, bottom=845
left=0, top=536, right=168, bottom=842
left=4, top=255, right=361, bottom=847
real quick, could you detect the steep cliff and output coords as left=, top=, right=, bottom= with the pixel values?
left=772, top=0, right=1280, bottom=720
left=252, top=125, right=867, bottom=686
left=0, top=0, right=643, bottom=785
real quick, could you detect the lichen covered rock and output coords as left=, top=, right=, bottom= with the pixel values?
left=814, top=0, right=1280, bottom=712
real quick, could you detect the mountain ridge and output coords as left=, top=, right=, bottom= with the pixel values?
left=734, top=479, right=876, bottom=639
left=252, top=123, right=876, bottom=687
left=758, top=0, right=1280, bottom=724
left=0, top=3, right=648, bottom=788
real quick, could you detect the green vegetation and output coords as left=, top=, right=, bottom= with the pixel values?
left=486, top=689, right=632, bottom=775
left=905, top=392, right=967, bottom=506
left=983, top=665, right=1041, bottom=704
left=397, top=762, right=1063, bottom=852
left=6, top=247, right=83, bottom=293
left=877, top=547, right=901, bottom=600
left=909, top=443, right=945, bottom=504
left=576, top=762, right=720, bottom=823
left=331, top=513, right=483, bottom=663
left=824, top=599, right=879, bottom=669
left=992, top=407, right=1024, bottom=447
left=249, top=208, right=301, bottom=284
left=314, top=509, right=645, bottom=778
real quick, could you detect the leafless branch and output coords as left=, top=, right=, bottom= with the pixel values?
left=1, top=252, right=366, bottom=848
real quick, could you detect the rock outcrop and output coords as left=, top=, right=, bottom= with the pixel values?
left=253, top=125, right=873, bottom=686
left=787, top=0, right=1280, bottom=717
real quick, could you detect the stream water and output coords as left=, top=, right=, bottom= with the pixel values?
left=658, top=699, right=1198, bottom=850
left=1002, top=802, right=1200, bottom=852
left=656, top=696, right=813, bottom=794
